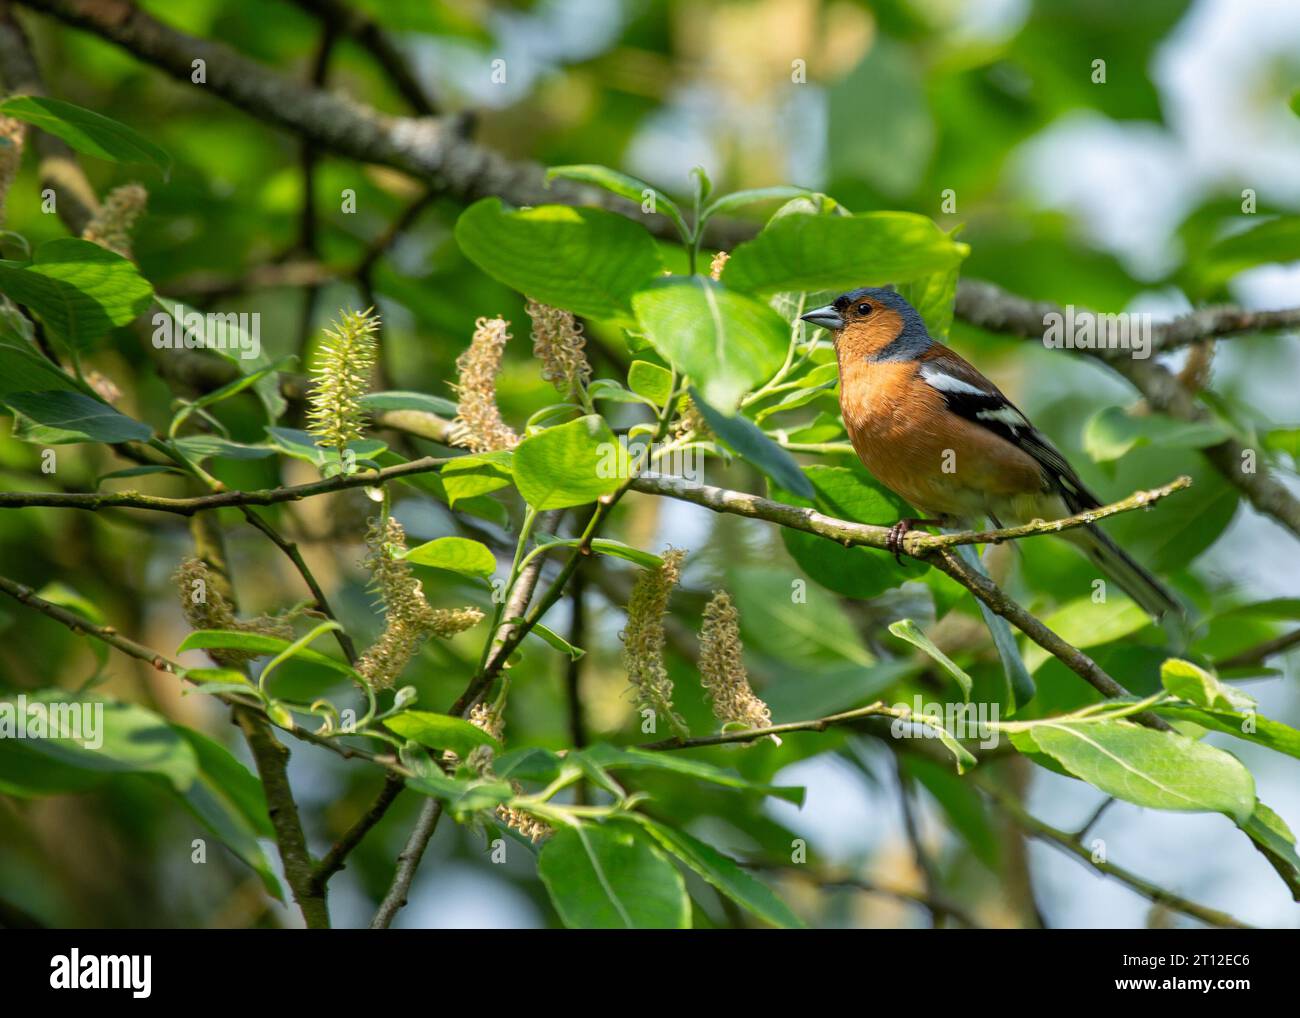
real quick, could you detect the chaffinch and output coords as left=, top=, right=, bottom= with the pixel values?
left=801, top=287, right=1179, bottom=619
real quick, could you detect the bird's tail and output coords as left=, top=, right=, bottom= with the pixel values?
left=1065, top=522, right=1181, bottom=620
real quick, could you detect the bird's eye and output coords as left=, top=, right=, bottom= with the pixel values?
left=856, top=303, right=872, bottom=316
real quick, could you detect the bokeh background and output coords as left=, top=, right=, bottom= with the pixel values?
left=1, top=0, right=1298, bottom=928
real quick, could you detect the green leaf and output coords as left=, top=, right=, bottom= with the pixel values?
left=4, top=390, right=152, bottom=444
left=0, top=341, right=80, bottom=397
left=494, top=747, right=565, bottom=783
left=0, top=239, right=154, bottom=349
left=1152, top=703, right=1300, bottom=761
left=724, top=212, right=967, bottom=295
left=177, top=630, right=361, bottom=683
left=770, top=463, right=922, bottom=598
left=1193, top=216, right=1300, bottom=292
left=403, top=536, right=497, bottom=578
left=156, top=299, right=285, bottom=421
left=538, top=823, right=690, bottom=929
left=0, top=95, right=171, bottom=174
left=172, top=435, right=278, bottom=461
left=622, top=814, right=804, bottom=928
left=0, top=692, right=197, bottom=792
left=441, top=450, right=514, bottom=505
left=576, top=744, right=804, bottom=804
left=632, top=277, right=788, bottom=409
left=180, top=666, right=254, bottom=689
left=266, top=427, right=386, bottom=469
left=408, top=769, right=514, bottom=816
left=588, top=538, right=664, bottom=569
left=455, top=198, right=663, bottom=321
left=1240, top=802, right=1300, bottom=900
left=627, top=359, right=673, bottom=405
left=359, top=390, right=459, bottom=417
left=702, top=186, right=813, bottom=221
left=513, top=618, right=585, bottom=660
left=546, top=164, right=688, bottom=239
left=385, top=710, right=502, bottom=756
left=889, top=619, right=973, bottom=701
left=1082, top=406, right=1228, bottom=463
left=690, top=390, right=813, bottom=499
left=512, top=414, right=622, bottom=509
left=1024, top=719, right=1256, bottom=822
left=1160, top=658, right=1255, bottom=711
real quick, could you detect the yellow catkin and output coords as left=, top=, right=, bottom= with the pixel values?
left=356, top=516, right=483, bottom=688
left=0, top=117, right=24, bottom=225
left=698, top=591, right=771, bottom=730
left=453, top=316, right=520, bottom=452
left=709, top=250, right=730, bottom=281
left=621, top=547, right=689, bottom=738
left=306, top=307, right=380, bottom=452
left=173, top=558, right=294, bottom=667
left=525, top=298, right=592, bottom=398
left=81, top=183, right=148, bottom=258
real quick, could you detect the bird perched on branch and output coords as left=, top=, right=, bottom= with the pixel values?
left=801, top=287, right=1179, bottom=619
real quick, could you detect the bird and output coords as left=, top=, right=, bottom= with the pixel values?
left=800, top=286, right=1180, bottom=619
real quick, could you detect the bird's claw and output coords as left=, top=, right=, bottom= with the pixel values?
left=886, top=519, right=916, bottom=564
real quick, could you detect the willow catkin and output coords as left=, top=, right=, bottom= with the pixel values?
left=306, top=307, right=380, bottom=452
left=453, top=316, right=519, bottom=452
left=82, top=183, right=148, bottom=259
left=356, top=516, right=484, bottom=688
left=173, top=558, right=295, bottom=667
left=525, top=298, right=591, bottom=398
left=698, top=591, right=771, bottom=730
left=622, top=547, right=689, bottom=738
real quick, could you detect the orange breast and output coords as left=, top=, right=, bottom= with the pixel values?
left=837, top=355, right=1046, bottom=518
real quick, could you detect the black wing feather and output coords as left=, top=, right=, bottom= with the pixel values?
left=919, top=361, right=1100, bottom=513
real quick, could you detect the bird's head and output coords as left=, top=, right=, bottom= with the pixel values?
left=800, top=287, right=932, bottom=362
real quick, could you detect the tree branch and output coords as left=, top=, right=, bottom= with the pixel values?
left=0, top=454, right=448, bottom=514
left=311, top=772, right=405, bottom=892
left=642, top=702, right=897, bottom=750
left=12, top=0, right=688, bottom=236
left=977, top=777, right=1253, bottom=929
left=955, top=279, right=1300, bottom=541
left=1215, top=628, right=1300, bottom=671
left=369, top=797, right=441, bottom=929
left=232, top=705, right=330, bottom=929
left=286, top=0, right=439, bottom=116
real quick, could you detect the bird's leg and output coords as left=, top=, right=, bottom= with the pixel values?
left=886, top=517, right=944, bottom=563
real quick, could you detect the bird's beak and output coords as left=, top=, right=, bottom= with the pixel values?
left=800, top=305, right=844, bottom=331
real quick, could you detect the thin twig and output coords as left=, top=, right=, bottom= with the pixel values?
left=311, top=773, right=405, bottom=892
left=238, top=505, right=359, bottom=664
left=1215, top=629, right=1300, bottom=671
left=748, top=863, right=984, bottom=929
left=977, top=778, right=1253, bottom=929
left=0, top=455, right=449, bottom=514
left=369, top=798, right=442, bottom=929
